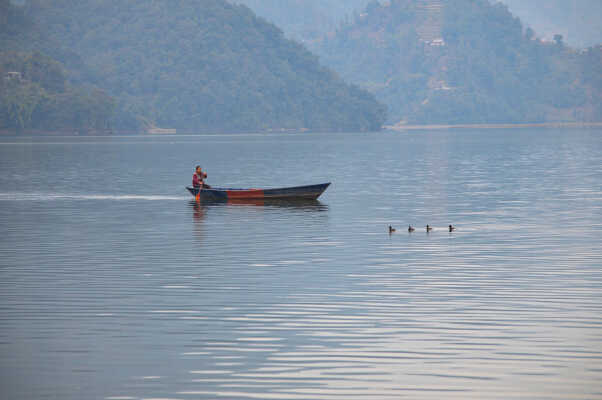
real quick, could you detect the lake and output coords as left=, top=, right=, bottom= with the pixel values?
left=1, top=128, right=601, bottom=400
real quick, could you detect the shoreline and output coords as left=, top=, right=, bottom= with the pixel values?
left=384, top=122, right=602, bottom=131
left=2, top=122, right=602, bottom=136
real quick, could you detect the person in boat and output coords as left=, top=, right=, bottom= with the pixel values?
left=192, top=166, right=211, bottom=189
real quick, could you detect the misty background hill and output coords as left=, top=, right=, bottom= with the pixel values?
left=231, top=0, right=368, bottom=43
left=234, top=0, right=601, bottom=49
left=497, top=0, right=602, bottom=48
left=232, top=0, right=600, bottom=124
left=1, top=0, right=386, bottom=133
left=307, top=0, right=600, bottom=125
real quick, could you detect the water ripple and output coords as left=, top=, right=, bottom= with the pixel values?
left=1, top=129, right=601, bottom=400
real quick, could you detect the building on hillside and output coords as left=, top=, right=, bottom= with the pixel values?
left=147, top=126, right=177, bottom=135
left=4, top=71, right=23, bottom=82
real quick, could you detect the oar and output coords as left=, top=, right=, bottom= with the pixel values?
left=195, top=170, right=208, bottom=203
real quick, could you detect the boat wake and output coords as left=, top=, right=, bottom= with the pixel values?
left=0, top=192, right=189, bottom=201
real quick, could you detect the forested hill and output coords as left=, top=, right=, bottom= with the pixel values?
left=1, top=0, right=115, bottom=133
left=316, top=0, right=602, bottom=125
left=20, top=0, right=385, bottom=133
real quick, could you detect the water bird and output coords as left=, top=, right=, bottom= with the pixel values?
left=426, top=225, right=433, bottom=232
left=408, top=225, right=415, bottom=232
left=449, top=224, right=456, bottom=232
left=389, top=226, right=396, bottom=233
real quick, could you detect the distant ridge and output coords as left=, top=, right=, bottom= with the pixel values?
left=316, top=0, right=602, bottom=125
left=495, top=0, right=602, bottom=48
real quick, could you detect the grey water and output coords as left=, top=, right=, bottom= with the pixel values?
left=0, top=128, right=601, bottom=400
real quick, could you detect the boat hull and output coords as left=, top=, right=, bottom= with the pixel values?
left=186, top=183, right=330, bottom=201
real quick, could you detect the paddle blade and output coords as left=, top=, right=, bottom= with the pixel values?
left=195, top=191, right=200, bottom=203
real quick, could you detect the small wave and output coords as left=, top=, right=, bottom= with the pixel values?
left=0, top=192, right=188, bottom=201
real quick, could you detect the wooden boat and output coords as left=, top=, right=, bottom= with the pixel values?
left=186, top=183, right=330, bottom=201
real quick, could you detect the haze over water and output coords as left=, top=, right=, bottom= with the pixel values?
left=1, top=128, right=601, bottom=400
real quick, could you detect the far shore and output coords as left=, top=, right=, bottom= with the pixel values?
left=385, top=122, right=602, bottom=131
left=2, top=122, right=602, bottom=136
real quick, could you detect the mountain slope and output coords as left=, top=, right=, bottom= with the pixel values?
left=1, top=0, right=115, bottom=133
left=27, top=0, right=386, bottom=132
left=316, top=0, right=601, bottom=125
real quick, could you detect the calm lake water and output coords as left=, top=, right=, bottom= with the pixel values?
left=1, top=129, right=601, bottom=400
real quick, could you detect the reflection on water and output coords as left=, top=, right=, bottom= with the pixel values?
left=190, top=198, right=329, bottom=209
left=189, top=199, right=328, bottom=245
left=191, top=201, right=206, bottom=242
left=0, top=129, right=601, bottom=400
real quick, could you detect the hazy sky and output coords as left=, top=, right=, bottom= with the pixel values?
left=498, top=0, right=602, bottom=47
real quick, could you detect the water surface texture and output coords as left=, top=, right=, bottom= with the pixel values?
left=1, top=129, right=601, bottom=399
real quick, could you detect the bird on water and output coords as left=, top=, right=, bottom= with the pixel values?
left=426, top=225, right=433, bottom=232
left=449, top=225, right=456, bottom=232
left=389, top=226, right=396, bottom=234
left=408, top=225, right=415, bottom=232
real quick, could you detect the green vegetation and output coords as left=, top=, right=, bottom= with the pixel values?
left=0, top=0, right=114, bottom=133
left=316, top=0, right=602, bottom=125
left=8, top=0, right=385, bottom=133
left=4, top=0, right=598, bottom=132
left=0, top=52, right=115, bottom=133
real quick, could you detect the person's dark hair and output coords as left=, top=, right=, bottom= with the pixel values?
left=195, top=165, right=201, bottom=170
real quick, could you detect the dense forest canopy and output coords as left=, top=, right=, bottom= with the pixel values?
left=1, top=0, right=386, bottom=134
left=0, top=52, right=115, bottom=133
left=316, top=0, right=601, bottom=125
left=0, top=0, right=114, bottom=133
